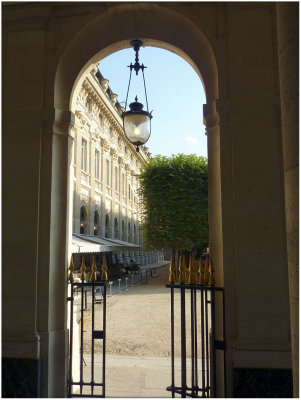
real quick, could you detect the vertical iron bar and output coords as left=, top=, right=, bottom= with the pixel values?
left=190, top=288, right=195, bottom=396
left=180, top=286, right=187, bottom=398
left=211, top=289, right=216, bottom=398
left=194, top=288, right=198, bottom=396
left=201, top=288, right=205, bottom=397
left=80, top=283, right=84, bottom=396
left=223, top=290, right=227, bottom=397
left=171, top=284, right=175, bottom=398
left=205, top=290, right=209, bottom=397
left=91, top=283, right=95, bottom=395
left=68, top=284, right=74, bottom=397
left=102, top=284, right=107, bottom=397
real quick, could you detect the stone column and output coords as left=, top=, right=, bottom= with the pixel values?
left=118, top=157, right=123, bottom=240
left=204, top=101, right=225, bottom=397
left=203, top=102, right=223, bottom=287
left=74, top=113, right=83, bottom=233
left=125, top=164, right=130, bottom=242
left=49, top=109, right=75, bottom=397
left=110, top=148, right=117, bottom=237
left=100, top=138, right=108, bottom=236
left=276, top=4, right=299, bottom=396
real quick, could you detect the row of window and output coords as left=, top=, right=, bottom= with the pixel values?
left=80, top=206, right=138, bottom=242
left=82, top=93, right=141, bottom=163
left=81, top=139, right=137, bottom=200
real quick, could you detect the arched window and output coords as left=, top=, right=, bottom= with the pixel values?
left=105, top=214, right=110, bottom=238
left=94, top=211, right=99, bottom=236
left=80, top=206, right=87, bottom=234
left=114, top=217, right=118, bottom=239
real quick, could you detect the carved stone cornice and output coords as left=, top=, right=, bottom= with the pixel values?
left=203, top=113, right=219, bottom=130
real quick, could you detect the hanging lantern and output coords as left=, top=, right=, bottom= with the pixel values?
left=123, top=39, right=153, bottom=152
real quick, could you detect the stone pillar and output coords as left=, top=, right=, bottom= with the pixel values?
left=110, top=148, right=117, bottom=237
left=204, top=101, right=225, bottom=397
left=204, top=102, right=223, bottom=286
left=276, top=4, right=299, bottom=396
left=117, top=252, right=123, bottom=263
left=135, top=253, right=141, bottom=265
left=49, top=109, right=75, bottom=397
left=124, top=252, right=130, bottom=264
left=73, top=115, right=83, bottom=233
left=100, top=138, right=108, bottom=236
left=125, top=163, right=130, bottom=210
left=118, top=157, right=123, bottom=240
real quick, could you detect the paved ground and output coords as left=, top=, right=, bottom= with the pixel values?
left=80, top=354, right=186, bottom=398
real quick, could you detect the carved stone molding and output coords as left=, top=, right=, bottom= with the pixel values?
left=53, top=109, right=75, bottom=137
left=110, top=147, right=117, bottom=156
left=80, top=196, right=88, bottom=207
left=203, top=102, right=219, bottom=129
left=103, top=143, right=110, bottom=153
left=91, top=64, right=98, bottom=75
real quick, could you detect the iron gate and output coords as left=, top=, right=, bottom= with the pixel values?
left=166, top=255, right=226, bottom=398
left=67, top=253, right=224, bottom=398
left=67, top=255, right=107, bottom=398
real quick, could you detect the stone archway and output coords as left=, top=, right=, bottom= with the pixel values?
left=51, top=3, right=223, bottom=397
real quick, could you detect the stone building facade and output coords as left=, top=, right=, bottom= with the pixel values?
left=72, top=65, right=154, bottom=264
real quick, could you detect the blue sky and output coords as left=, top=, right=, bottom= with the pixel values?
left=98, top=46, right=207, bottom=158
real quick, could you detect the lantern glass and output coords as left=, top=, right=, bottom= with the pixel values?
left=124, top=113, right=151, bottom=146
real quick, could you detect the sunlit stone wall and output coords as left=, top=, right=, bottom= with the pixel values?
left=72, top=66, right=150, bottom=250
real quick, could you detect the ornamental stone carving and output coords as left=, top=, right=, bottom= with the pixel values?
left=91, top=64, right=98, bottom=75
left=100, top=78, right=109, bottom=91
left=110, top=93, right=118, bottom=106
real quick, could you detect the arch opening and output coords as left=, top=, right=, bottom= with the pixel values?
left=51, top=3, right=224, bottom=397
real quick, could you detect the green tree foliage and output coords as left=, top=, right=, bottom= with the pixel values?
left=138, top=154, right=208, bottom=254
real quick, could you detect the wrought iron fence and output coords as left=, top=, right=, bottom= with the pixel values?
left=166, top=255, right=226, bottom=398
left=67, top=255, right=107, bottom=397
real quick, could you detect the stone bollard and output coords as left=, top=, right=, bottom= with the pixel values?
left=131, top=274, right=134, bottom=287
left=125, top=277, right=128, bottom=290
left=118, top=278, right=121, bottom=293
